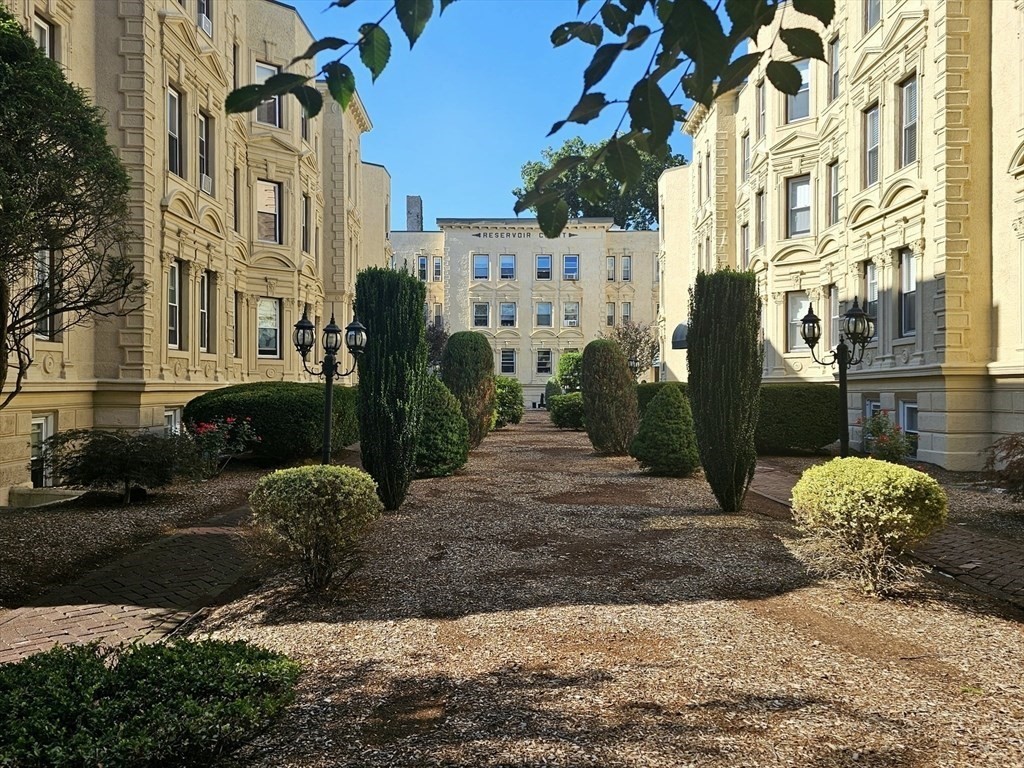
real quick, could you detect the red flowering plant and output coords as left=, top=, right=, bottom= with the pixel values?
left=184, top=416, right=259, bottom=477
left=858, top=410, right=912, bottom=464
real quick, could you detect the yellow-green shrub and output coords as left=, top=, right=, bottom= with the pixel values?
left=249, top=465, right=383, bottom=590
left=791, top=457, right=947, bottom=594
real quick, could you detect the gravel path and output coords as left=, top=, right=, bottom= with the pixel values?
left=198, top=413, right=1024, bottom=767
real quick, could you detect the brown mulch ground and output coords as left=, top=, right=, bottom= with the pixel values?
left=193, top=414, right=1024, bottom=768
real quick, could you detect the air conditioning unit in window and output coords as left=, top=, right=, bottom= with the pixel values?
left=200, top=173, right=213, bottom=195
left=564, top=275, right=578, bottom=281
left=199, top=14, right=213, bottom=37
left=565, top=319, right=578, bottom=327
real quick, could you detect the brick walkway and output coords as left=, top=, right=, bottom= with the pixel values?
left=0, top=505, right=253, bottom=663
left=749, top=462, right=1024, bottom=610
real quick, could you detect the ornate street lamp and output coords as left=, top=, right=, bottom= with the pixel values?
left=799, top=296, right=875, bottom=457
left=627, top=356, right=642, bottom=379
left=293, top=309, right=367, bottom=464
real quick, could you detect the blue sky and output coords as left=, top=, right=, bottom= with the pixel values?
left=291, top=0, right=691, bottom=229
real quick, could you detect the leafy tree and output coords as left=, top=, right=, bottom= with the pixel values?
left=440, top=331, right=495, bottom=449
left=354, top=267, right=427, bottom=510
left=493, top=375, right=525, bottom=429
left=600, top=320, right=659, bottom=380
left=556, top=351, right=583, bottom=392
left=0, top=9, right=141, bottom=408
left=581, top=338, right=638, bottom=455
left=425, top=320, right=448, bottom=371
left=514, top=137, right=684, bottom=229
left=224, top=0, right=834, bottom=238
left=688, top=270, right=763, bottom=513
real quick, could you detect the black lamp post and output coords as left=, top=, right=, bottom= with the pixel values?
left=293, top=309, right=367, bottom=464
left=627, top=356, right=641, bottom=379
left=799, top=297, right=875, bottom=457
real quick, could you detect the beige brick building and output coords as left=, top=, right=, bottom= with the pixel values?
left=3, top=0, right=390, bottom=502
left=658, top=0, right=1024, bottom=470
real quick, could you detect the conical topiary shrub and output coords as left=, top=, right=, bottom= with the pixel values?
left=581, top=339, right=639, bottom=455
left=416, top=376, right=470, bottom=478
left=629, top=385, right=700, bottom=477
left=441, top=331, right=496, bottom=449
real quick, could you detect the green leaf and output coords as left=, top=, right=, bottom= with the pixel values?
left=560, top=92, right=609, bottom=130
left=621, top=0, right=646, bottom=14
left=358, top=24, right=391, bottom=81
left=623, top=25, right=650, bottom=50
left=551, top=21, right=603, bottom=47
left=261, top=72, right=309, bottom=96
left=578, top=175, right=608, bottom=203
left=766, top=59, right=802, bottom=95
left=440, top=0, right=458, bottom=13
left=792, top=0, right=836, bottom=27
left=396, top=0, right=433, bottom=49
left=600, top=3, right=630, bottom=36
left=225, top=84, right=266, bottom=114
left=537, top=198, right=569, bottom=238
left=290, top=37, right=347, bottom=65
left=290, top=85, right=323, bottom=118
left=628, top=77, right=673, bottom=147
left=780, top=28, right=825, bottom=61
left=514, top=187, right=561, bottom=215
left=603, top=137, right=643, bottom=188
left=583, top=43, right=624, bottom=92
left=329, top=0, right=357, bottom=7
left=325, top=61, right=356, bottom=110
left=715, top=51, right=763, bottom=96
left=663, top=0, right=729, bottom=75
left=536, top=155, right=587, bottom=189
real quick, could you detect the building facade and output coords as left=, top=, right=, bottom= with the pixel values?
left=658, top=0, right=1024, bottom=470
left=3, top=0, right=389, bottom=502
left=393, top=218, right=659, bottom=407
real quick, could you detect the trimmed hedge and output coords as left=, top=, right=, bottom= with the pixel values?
left=636, top=381, right=688, bottom=418
left=630, top=385, right=700, bottom=477
left=183, top=382, right=358, bottom=465
left=441, top=332, right=496, bottom=449
left=581, top=339, right=638, bottom=454
left=556, top=351, right=583, bottom=392
left=544, top=377, right=563, bottom=405
left=494, top=376, right=525, bottom=429
left=549, top=392, right=585, bottom=430
left=416, top=376, right=470, bottom=477
left=756, top=384, right=840, bottom=453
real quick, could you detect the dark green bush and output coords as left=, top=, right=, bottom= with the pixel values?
left=630, top=385, right=700, bottom=477
left=581, top=339, right=638, bottom=455
left=755, top=384, right=840, bottom=453
left=544, top=377, right=563, bottom=405
left=441, top=331, right=496, bottom=449
left=549, top=392, right=585, bottom=430
left=985, top=432, right=1024, bottom=501
left=0, top=640, right=299, bottom=766
left=355, top=267, right=428, bottom=511
left=183, top=382, right=358, bottom=466
left=416, top=376, right=470, bottom=477
left=556, top=351, right=583, bottom=392
left=494, top=376, right=525, bottom=429
left=636, top=381, right=689, bottom=417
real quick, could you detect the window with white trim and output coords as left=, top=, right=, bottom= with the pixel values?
left=563, top=254, right=579, bottom=281
left=741, top=133, right=750, bottom=181
left=899, top=247, right=916, bottom=337
left=755, top=190, right=766, bottom=246
left=536, top=254, right=552, bottom=280
left=33, top=17, right=53, bottom=59
left=621, top=301, right=632, bottom=324
left=900, top=74, right=918, bottom=167
left=756, top=80, right=766, bottom=139
left=168, top=87, right=182, bottom=177
left=301, top=194, right=310, bottom=253
left=198, top=112, right=213, bottom=194
left=199, top=270, right=212, bottom=352
left=606, top=302, right=615, bottom=327
left=864, top=261, right=878, bottom=322
left=433, top=257, right=442, bottom=282
left=864, top=103, right=880, bottom=187
left=500, top=254, right=516, bottom=280
left=417, top=255, right=427, bottom=281
left=786, top=175, right=811, bottom=237
left=500, top=349, right=516, bottom=375
left=30, top=414, right=54, bottom=488
left=740, top=224, right=750, bottom=268
left=197, top=0, right=212, bottom=36
left=865, top=0, right=881, bottom=31
left=164, top=408, right=182, bottom=435
left=256, top=180, right=281, bottom=243
left=786, top=291, right=811, bottom=353
left=536, top=349, right=552, bottom=375
left=168, top=260, right=181, bottom=348
left=536, top=302, right=552, bottom=327
left=34, top=249, right=55, bottom=339
left=607, top=256, right=615, bottom=281
left=621, top=255, right=632, bottom=282
left=473, top=254, right=490, bottom=281
left=829, top=284, right=840, bottom=348
left=828, top=37, right=840, bottom=102
left=827, top=161, right=840, bottom=226
left=899, top=400, right=919, bottom=457
left=433, top=303, right=443, bottom=327
left=233, top=290, right=242, bottom=358
left=563, top=302, right=579, bottom=327
left=255, top=62, right=281, bottom=127
left=786, top=60, right=810, bottom=122
left=473, top=302, right=489, bottom=327
left=257, top=297, right=281, bottom=358
left=500, top=302, right=516, bottom=327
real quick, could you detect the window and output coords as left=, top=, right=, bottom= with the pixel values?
left=563, top=254, right=579, bottom=281
left=165, top=408, right=182, bottom=435
left=621, top=301, right=632, bottom=324
left=433, top=257, right=442, bottom=282
left=301, top=110, right=309, bottom=142
left=787, top=175, right=811, bottom=237
left=473, top=254, right=490, bottom=281
left=536, top=350, right=552, bottom=375
left=417, top=255, right=427, bottom=281
left=500, top=254, right=516, bottom=280
left=197, top=0, right=212, bottom=36
left=864, top=104, right=880, bottom=187
left=198, top=112, right=213, bottom=194
left=786, top=60, right=810, bottom=122
left=500, top=349, right=516, bottom=375
left=168, top=260, right=181, bottom=348
left=786, top=291, right=811, bottom=352
left=199, top=270, right=212, bottom=352
left=741, top=133, right=750, bottom=181
left=828, top=37, right=841, bottom=102
left=705, top=236, right=711, bottom=270
left=697, top=242, right=703, bottom=272
left=829, top=284, right=841, bottom=347
left=563, top=302, right=580, bottom=327
left=432, top=303, right=443, bottom=326
left=607, top=256, right=616, bottom=281
left=257, top=297, right=280, bottom=357
left=621, top=255, right=632, bottom=282
left=704, top=151, right=711, bottom=198
left=536, top=302, right=552, bottom=327
left=606, top=302, right=615, bottom=327
left=696, top=155, right=703, bottom=204
left=756, top=80, right=766, bottom=139
left=755, top=190, right=765, bottom=246
left=34, top=249, right=55, bottom=339
left=232, top=167, right=240, bottom=232
left=899, top=400, right=919, bottom=457
left=256, top=180, right=281, bottom=243
left=899, top=247, right=916, bottom=336
left=33, top=16, right=53, bottom=58
left=864, top=261, right=878, bottom=321
left=255, top=62, right=281, bottom=127
left=740, top=224, right=750, bottom=268
left=865, top=0, right=881, bottom=31
left=233, top=290, right=242, bottom=358
left=500, top=302, right=516, bottom=327
left=827, top=161, right=840, bottom=226
left=900, top=75, right=918, bottom=167
left=30, top=415, right=54, bottom=488
left=536, top=254, right=552, bottom=280
left=167, top=87, right=182, bottom=177
left=301, top=194, right=311, bottom=253
left=473, top=302, right=489, bottom=327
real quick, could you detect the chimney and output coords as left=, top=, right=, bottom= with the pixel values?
left=406, top=195, right=423, bottom=231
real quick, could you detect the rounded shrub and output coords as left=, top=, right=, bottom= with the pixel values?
left=629, top=385, right=700, bottom=477
left=183, top=382, right=358, bottom=466
left=756, top=384, right=839, bottom=454
left=494, top=375, right=525, bottom=429
left=441, top=331, right=496, bottom=449
left=581, top=339, right=639, bottom=455
left=549, top=392, right=585, bottom=430
left=556, top=351, right=583, bottom=392
left=544, top=377, right=563, bottom=405
left=249, top=465, right=383, bottom=590
left=791, top=457, right=948, bottom=594
left=416, top=376, right=470, bottom=477
left=636, top=381, right=688, bottom=418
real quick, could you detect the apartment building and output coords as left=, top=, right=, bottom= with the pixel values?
left=393, top=218, right=659, bottom=407
left=658, top=0, right=1024, bottom=470
left=3, top=0, right=389, bottom=502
